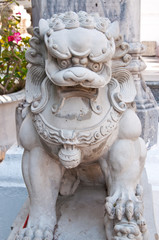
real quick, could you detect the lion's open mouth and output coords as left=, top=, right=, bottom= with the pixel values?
left=58, top=85, right=98, bottom=99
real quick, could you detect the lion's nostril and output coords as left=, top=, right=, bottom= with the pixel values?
left=80, top=58, right=88, bottom=65
left=66, top=68, right=86, bottom=78
left=72, top=57, right=80, bottom=65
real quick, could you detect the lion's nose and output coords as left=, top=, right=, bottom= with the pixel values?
left=64, top=67, right=87, bottom=82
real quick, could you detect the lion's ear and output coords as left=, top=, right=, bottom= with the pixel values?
left=25, top=65, right=46, bottom=104
left=108, top=69, right=136, bottom=112
left=39, top=19, right=49, bottom=38
left=112, top=68, right=136, bottom=103
left=106, top=21, right=119, bottom=40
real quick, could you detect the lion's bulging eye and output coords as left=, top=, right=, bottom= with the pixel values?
left=57, top=59, right=71, bottom=69
left=88, top=62, right=103, bottom=72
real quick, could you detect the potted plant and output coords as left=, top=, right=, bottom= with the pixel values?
left=0, top=0, right=30, bottom=161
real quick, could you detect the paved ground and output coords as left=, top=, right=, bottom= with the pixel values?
left=145, top=140, right=159, bottom=234
left=0, top=145, right=27, bottom=240
left=0, top=187, right=27, bottom=240
left=143, top=57, right=159, bottom=233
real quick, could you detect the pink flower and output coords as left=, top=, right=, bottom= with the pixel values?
left=8, top=32, right=22, bottom=44
left=8, top=35, right=14, bottom=42
left=16, top=12, right=21, bottom=15
left=13, top=32, right=22, bottom=43
left=8, top=16, right=13, bottom=20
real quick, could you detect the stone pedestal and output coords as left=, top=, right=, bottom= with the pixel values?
left=137, top=107, right=158, bottom=148
left=135, top=78, right=159, bottom=148
left=7, top=179, right=157, bottom=240
left=0, top=90, right=25, bottom=161
left=146, top=81, right=159, bottom=105
left=126, top=42, right=159, bottom=148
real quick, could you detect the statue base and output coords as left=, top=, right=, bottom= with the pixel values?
left=8, top=170, right=157, bottom=240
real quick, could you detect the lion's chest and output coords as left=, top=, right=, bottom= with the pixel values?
left=44, top=96, right=94, bottom=129
left=32, top=85, right=121, bottom=164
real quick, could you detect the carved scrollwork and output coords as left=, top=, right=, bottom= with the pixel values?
left=25, top=34, right=45, bottom=67
left=125, top=42, right=147, bottom=73
left=33, top=107, right=122, bottom=147
left=90, top=100, right=103, bottom=115
left=25, top=65, right=46, bottom=104
left=112, top=35, right=132, bottom=69
left=31, top=77, right=50, bottom=114
left=39, top=11, right=112, bottom=34
left=112, top=54, right=132, bottom=68
left=108, top=78, right=127, bottom=113
left=25, top=26, right=47, bottom=105
left=113, top=42, right=129, bottom=59
left=112, top=68, right=137, bottom=103
left=108, top=67, right=136, bottom=113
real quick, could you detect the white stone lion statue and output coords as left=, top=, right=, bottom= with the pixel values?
left=16, top=11, right=148, bottom=240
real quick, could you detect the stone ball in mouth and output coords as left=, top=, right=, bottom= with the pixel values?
left=58, top=146, right=81, bottom=168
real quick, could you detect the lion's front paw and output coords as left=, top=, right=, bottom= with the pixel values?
left=105, top=196, right=143, bottom=222
left=105, top=195, right=142, bottom=222
left=105, top=185, right=144, bottom=222
left=105, top=185, right=147, bottom=237
left=113, top=221, right=142, bottom=240
left=15, top=226, right=53, bottom=240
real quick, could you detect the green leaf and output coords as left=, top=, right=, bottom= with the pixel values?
left=2, top=50, right=11, bottom=58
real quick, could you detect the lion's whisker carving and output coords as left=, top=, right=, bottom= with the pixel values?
left=16, top=11, right=148, bottom=240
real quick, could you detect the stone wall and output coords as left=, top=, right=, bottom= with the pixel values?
left=31, top=0, right=140, bottom=42
left=141, top=0, right=159, bottom=56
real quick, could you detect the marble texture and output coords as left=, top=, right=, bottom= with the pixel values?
left=15, top=12, right=148, bottom=240
left=30, top=0, right=159, bottom=148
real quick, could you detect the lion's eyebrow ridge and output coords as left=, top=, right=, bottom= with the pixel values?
left=69, top=47, right=91, bottom=58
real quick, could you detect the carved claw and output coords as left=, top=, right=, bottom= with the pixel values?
left=125, top=200, right=134, bottom=221
left=135, top=184, right=143, bottom=200
left=134, top=202, right=144, bottom=221
left=16, top=227, right=53, bottom=240
left=137, top=218, right=147, bottom=233
left=115, top=198, right=123, bottom=221
left=105, top=185, right=145, bottom=222
left=105, top=201, right=115, bottom=219
left=105, top=197, right=136, bottom=221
